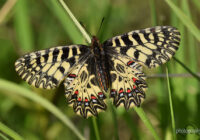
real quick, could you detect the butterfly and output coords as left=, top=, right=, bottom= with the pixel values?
left=15, top=26, right=180, bottom=118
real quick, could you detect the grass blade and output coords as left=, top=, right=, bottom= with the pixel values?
left=14, top=0, right=34, bottom=52
left=59, top=0, right=91, bottom=44
left=165, top=0, right=200, bottom=42
left=170, top=0, right=178, bottom=26
left=166, top=68, right=176, bottom=140
left=110, top=106, right=119, bottom=140
left=191, top=0, right=200, bottom=12
left=182, top=0, right=198, bottom=120
left=149, top=0, right=157, bottom=26
left=43, top=0, right=85, bottom=44
left=0, top=133, right=9, bottom=140
left=0, top=121, right=24, bottom=140
left=92, top=117, right=100, bottom=140
left=0, top=79, right=85, bottom=140
left=134, top=107, right=160, bottom=140
left=0, top=0, right=17, bottom=24
left=173, top=57, right=200, bottom=82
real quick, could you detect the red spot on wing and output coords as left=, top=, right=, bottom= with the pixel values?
left=98, top=92, right=103, bottom=95
left=68, top=74, right=76, bottom=78
left=132, top=78, right=137, bottom=82
left=78, top=97, right=81, bottom=101
left=91, top=95, right=96, bottom=99
left=127, top=61, right=134, bottom=65
left=85, top=98, right=88, bottom=102
left=119, top=89, right=123, bottom=93
left=133, top=85, right=136, bottom=89
left=74, top=90, right=78, bottom=94
left=127, top=89, right=131, bottom=93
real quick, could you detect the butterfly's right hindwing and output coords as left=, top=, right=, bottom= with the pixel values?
left=108, top=54, right=147, bottom=109
left=15, top=45, right=89, bottom=89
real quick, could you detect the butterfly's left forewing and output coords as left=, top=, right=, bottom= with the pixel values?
left=15, top=45, right=89, bottom=89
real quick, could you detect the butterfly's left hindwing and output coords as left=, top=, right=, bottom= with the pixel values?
left=15, top=45, right=89, bottom=89
left=64, top=56, right=106, bottom=118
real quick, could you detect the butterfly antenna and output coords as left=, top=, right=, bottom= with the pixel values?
left=97, top=17, right=105, bottom=38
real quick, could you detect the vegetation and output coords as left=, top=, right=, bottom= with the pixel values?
left=0, top=0, right=200, bottom=139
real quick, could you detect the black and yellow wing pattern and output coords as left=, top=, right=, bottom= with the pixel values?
left=103, top=26, right=180, bottom=108
left=104, top=26, right=180, bottom=68
left=64, top=56, right=107, bottom=118
left=15, top=45, right=90, bottom=89
left=107, top=55, right=147, bottom=109
left=15, top=26, right=180, bottom=118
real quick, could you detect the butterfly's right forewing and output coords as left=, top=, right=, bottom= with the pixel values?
left=104, top=26, right=181, bottom=68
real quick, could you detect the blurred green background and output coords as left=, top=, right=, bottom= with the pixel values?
left=0, top=0, right=200, bottom=140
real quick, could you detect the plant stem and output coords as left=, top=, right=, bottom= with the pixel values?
left=166, top=68, right=176, bottom=140
left=134, top=107, right=161, bottom=140
left=173, top=57, right=200, bottom=82
left=0, top=0, right=17, bottom=24
left=59, top=0, right=91, bottom=44
left=0, top=121, right=24, bottom=140
left=92, top=117, right=100, bottom=140
left=165, top=0, right=200, bottom=42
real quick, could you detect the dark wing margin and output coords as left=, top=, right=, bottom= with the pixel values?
left=15, top=45, right=89, bottom=89
left=103, top=26, right=181, bottom=68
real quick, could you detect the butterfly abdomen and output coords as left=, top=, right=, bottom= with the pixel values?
left=91, top=36, right=110, bottom=92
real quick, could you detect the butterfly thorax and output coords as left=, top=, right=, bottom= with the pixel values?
left=91, top=36, right=110, bottom=92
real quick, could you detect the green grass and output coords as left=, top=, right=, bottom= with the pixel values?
left=166, top=68, right=176, bottom=140
left=0, top=121, right=24, bottom=140
left=165, top=0, right=200, bottom=41
left=0, top=0, right=199, bottom=140
left=92, top=117, right=100, bottom=140
left=14, top=0, right=34, bottom=52
left=43, top=0, right=85, bottom=44
left=0, top=79, right=85, bottom=140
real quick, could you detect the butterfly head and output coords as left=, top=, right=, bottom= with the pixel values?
left=91, top=36, right=103, bottom=54
left=91, top=36, right=100, bottom=47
